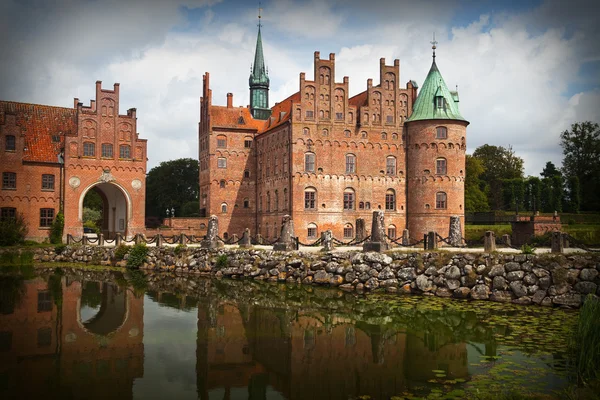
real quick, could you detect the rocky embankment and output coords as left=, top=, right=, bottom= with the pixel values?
left=17, top=246, right=600, bottom=307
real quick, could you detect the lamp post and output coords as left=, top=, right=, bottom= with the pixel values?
left=166, top=208, right=171, bottom=228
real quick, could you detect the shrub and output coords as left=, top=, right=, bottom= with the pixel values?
left=114, top=244, right=129, bottom=261
left=0, top=213, right=28, bottom=246
left=520, top=244, right=536, bottom=254
left=215, top=254, right=228, bottom=269
left=54, top=244, right=67, bottom=255
left=83, top=220, right=100, bottom=234
left=174, top=244, right=187, bottom=256
left=529, top=232, right=551, bottom=247
left=49, top=212, right=64, bottom=244
left=126, top=243, right=148, bottom=268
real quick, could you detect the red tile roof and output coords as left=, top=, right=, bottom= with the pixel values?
left=210, top=106, right=267, bottom=131
left=0, top=101, right=76, bottom=163
left=348, top=90, right=368, bottom=108
left=259, top=91, right=300, bottom=133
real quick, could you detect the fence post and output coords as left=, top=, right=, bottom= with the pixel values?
left=402, top=229, right=409, bottom=246
left=562, top=232, right=569, bottom=248
left=484, top=231, right=496, bottom=252
left=82, top=235, right=88, bottom=246
left=448, top=216, right=462, bottom=247
left=502, top=234, right=511, bottom=247
left=156, top=234, right=163, bottom=247
left=239, top=228, right=252, bottom=248
left=134, top=233, right=142, bottom=245
left=363, top=210, right=390, bottom=252
left=115, top=233, right=122, bottom=247
left=321, top=230, right=333, bottom=252
left=67, top=234, right=73, bottom=245
left=426, top=231, right=438, bottom=250
left=180, top=233, right=187, bottom=246
left=423, top=234, right=428, bottom=250
left=98, top=233, right=104, bottom=246
left=551, top=231, right=564, bottom=253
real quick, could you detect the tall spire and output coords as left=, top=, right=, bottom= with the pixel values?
left=249, top=2, right=271, bottom=120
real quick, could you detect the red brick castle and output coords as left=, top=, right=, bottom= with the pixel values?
left=199, top=26, right=469, bottom=242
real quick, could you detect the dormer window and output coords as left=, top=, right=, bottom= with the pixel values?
left=435, top=96, right=444, bottom=109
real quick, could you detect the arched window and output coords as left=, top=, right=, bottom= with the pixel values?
left=436, top=158, right=447, bottom=175
left=83, top=142, right=95, bottom=157
left=344, top=130, right=351, bottom=138
left=359, top=201, right=364, bottom=210
left=349, top=112, right=353, bottom=122
left=223, top=232, right=229, bottom=240
left=392, top=133, right=398, bottom=140
left=244, top=169, right=250, bottom=178
left=266, top=192, right=271, bottom=212
left=385, top=189, right=396, bottom=211
left=5, top=135, right=16, bottom=151
left=221, top=203, right=227, bottom=213
left=304, top=152, right=316, bottom=172
left=119, top=145, right=131, bottom=159
left=243, top=198, right=250, bottom=208
left=307, top=223, right=317, bottom=239
left=219, top=180, right=225, bottom=188
left=436, top=192, right=447, bottom=209
left=304, top=187, right=316, bottom=209
left=387, top=225, right=397, bottom=239
left=343, top=188, right=355, bottom=210
left=386, top=156, right=396, bottom=175
left=322, top=128, right=328, bottom=136
left=275, top=190, right=279, bottom=211
left=265, top=223, right=270, bottom=238
left=216, top=135, right=227, bottom=148
left=320, top=74, right=324, bottom=84
left=101, top=143, right=113, bottom=158
left=319, top=110, right=324, bottom=119
left=381, top=132, right=387, bottom=140
left=343, top=223, right=354, bottom=239
left=303, top=127, right=310, bottom=135
left=361, top=131, right=367, bottom=139
left=365, top=202, right=371, bottom=210
left=283, top=188, right=288, bottom=210
left=244, top=136, right=252, bottom=148
left=345, top=154, right=356, bottom=174
left=436, top=127, right=447, bottom=139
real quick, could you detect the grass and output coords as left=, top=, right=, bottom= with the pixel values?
left=465, top=224, right=600, bottom=246
left=465, top=224, right=512, bottom=242
left=570, top=295, right=600, bottom=386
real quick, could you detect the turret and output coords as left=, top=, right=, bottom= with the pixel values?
left=405, top=40, right=469, bottom=242
left=249, top=15, right=271, bottom=120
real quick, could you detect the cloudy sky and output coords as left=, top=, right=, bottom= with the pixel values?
left=1, top=0, right=598, bottom=176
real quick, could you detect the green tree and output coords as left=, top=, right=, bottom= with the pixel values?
left=501, top=178, right=525, bottom=212
left=540, top=161, right=561, bottom=179
left=472, top=144, right=524, bottom=210
left=565, top=176, right=581, bottom=213
left=145, top=158, right=199, bottom=218
left=560, top=121, right=600, bottom=211
left=524, top=177, right=542, bottom=212
left=0, top=212, right=28, bottom=246
left=464, top=155, right=489, bottom=212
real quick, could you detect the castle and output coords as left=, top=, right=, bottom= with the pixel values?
left=199, top=25, right=469, bottom=243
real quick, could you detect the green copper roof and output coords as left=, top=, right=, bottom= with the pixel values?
left=249, top=25, right=270, bottom=87
left=406, top=60, right=468, bottom=123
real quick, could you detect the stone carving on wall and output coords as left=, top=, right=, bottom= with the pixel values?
left=131, top=179, right=142, bottom=190
left=99, top=168, right=116, bottom=183
left=68, top=176, right=81, bottom=189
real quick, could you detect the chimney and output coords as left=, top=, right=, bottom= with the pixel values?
left=227, top=93, right=233, bottom=108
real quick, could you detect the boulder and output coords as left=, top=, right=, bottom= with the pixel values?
left=509, top=281, right=528, bottom=298
left=453, top=287, right=471, bottom=299
left=490, top=290, right=513, bottom=302
left=446, top=279, right=461, bottom=290
left=580, top=268, right=599, bottom=282
left=532, top=290, right=547, bottom=305
left=492, top=276, right=507, bottom=291
left=505, top=262, right=521, bottom=272
left=379, top=266, right=395, bottom=280
left=489, top=265, right=505, bottom=277
left=314, top=270, right=331, bottom=284
left=436, top=288, right=453, bottom=298
left=506, top=271, right=525, bottom=281
left=364, top=252, right=393, bottom=265
left=397, top=267, right=416, bottom=281
left=553, top=294, right=582, bottom=307
left=574, top=281, right=597, bottom=295
left=364, top=277, right=380, bottom=290
left=523, top=273, right=538, bottom=286
left=445, top=266, right=461, bottom=280
left=416, top=275, right=433, bottom=292
left=471, top=284, right=490, bottom=300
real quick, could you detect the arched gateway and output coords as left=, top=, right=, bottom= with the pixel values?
left=80, top=180, right=131, bottom=239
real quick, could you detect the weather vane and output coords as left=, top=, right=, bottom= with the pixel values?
left=430, top=33, right=438, bottom=60
left=258, top=1, right=263, bottom=28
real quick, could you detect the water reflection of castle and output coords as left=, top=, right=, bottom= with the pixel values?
left=0, top=276, right=144, bottom=399
left=196, top=300, right=468, bottom=400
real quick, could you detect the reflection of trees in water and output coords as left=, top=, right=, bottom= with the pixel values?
left=0, top=275, right=26, bottom=315
left=81, top=281, right=103, bottom=308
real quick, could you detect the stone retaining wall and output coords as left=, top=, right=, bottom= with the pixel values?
left=21, top=246, right=600, bottom=307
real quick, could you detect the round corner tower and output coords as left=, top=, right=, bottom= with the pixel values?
left=405, top=51, right=469, bottom=242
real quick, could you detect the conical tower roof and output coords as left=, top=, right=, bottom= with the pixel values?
left=406, top=59, right=468, bottom=123
left=249, top=25, right=269, bottom=87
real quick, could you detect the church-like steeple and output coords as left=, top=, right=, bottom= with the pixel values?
left=249, top=9, right=271, bottom=120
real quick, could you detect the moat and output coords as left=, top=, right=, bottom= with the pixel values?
left=0, top=266, right=579, bottom=399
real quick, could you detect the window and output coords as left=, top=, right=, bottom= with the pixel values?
left=52, top=135, right=60, bottom=143
left=275, top=190, right=279, bottom=211
left=359, top=202, right=364, bottom=210
left=343, top=223, right=353, bottom=239
left=386, top=156, right=396, bottom=175
left=307, top=223, right=317, bottom=239
left=365, top=202, right=371, bottom=210
left=83, top=142, right=95, bottom=157
left=436, top=158, right=447, bottom=175
left=119, top=145, right=131, bottom=159
left=2, top=172, right=16, bottom=189
left=304, top=188, right=316, bottom=209
left=336, top=112, right=343, bottom=120
left=41, top=174, right=55, bottom=191
left=322, top=129, right=328, bottom=136
left=244, top=139, right=252, bottom=148
left=386, top=116, right=393, bottom=123
left=284, top=188, right=288, bottom=210
left=436, top=192, right=447, bottom=209
left=385, top=189, right=396, bottom=211
left=244, top=170, right=250, bottom=178
left=219, top=180, right=225, bottom=188
left=436, top=127, right=448, bottom=139
left=218, top=157, right=227, bottom=168
left=221, top=203, right=227, bottom=213
left=436, top=96, right=444, bottom=108
left=40, top=208, right=54, bottom=227
left=1, top=207, right=16, bottom=220
left=37, top=327, right=52, bottom=348
left=306, top=110, right=314, bottom=119
left=344, top=130, right=351, bottom=138
left=305, top=152, right=315, bottom=172
left=265, top=223, right=270, bottom=238
left=343, top=188, right=355, bottom=210
left=381, top=132, right=387, bottom=140
left=319, top=110, right=324, bottom=119
left=266, top=158, right=270, bottom=177
left=388, top=225, right=397, bottom=240
left=37, top=290, right=52, bottom=312
left=266, top=192, right=271, bottom=212
left=392, top=133, right=398, bottom=140
left=361, top=131, right=367, bottom=139
left=217, top=135, right=227, bottom=148
left=5, top=135, right=15, bottom=151
left=303, top=127, right=310, bottom=135
left=101, top=143, right=113, bottom=158
left=283, top=154, right=288, bottom=174
left=345, top=154, right=356, bottom=174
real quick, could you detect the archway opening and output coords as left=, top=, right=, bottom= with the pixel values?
left=81, top=182, right=128, bottom=239
left=80, top=281, right=127, bottom=336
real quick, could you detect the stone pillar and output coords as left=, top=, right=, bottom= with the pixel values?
left=402, top=229, right=409, bottom=246
left=562, top=232, right=569, bottom=248
left=551, top=231, right=564, bottom=253
left=98, top=233, right=104, bottom=246
left=321, top=230, right=333, bottom=252
left=448, top=216, right=462, bottom=247
left=231, top=234, right=238, bottom=244
left=355, top=218, right=366, bottom=243
left=274, top=215, right=296, bottom=251
left=502, top=234, right=511, bottom=247
left=156, top=234, right=163, bottom=247
left=255, top=234, right=263, bottom=245
left=363, top=211, right=389, bottom=252
left=82, top=235, right=88, bottom=246
left=425, top=231, right=438, bottom=250
left=67, top=234, right=73, bottom=245
left=180, top=233, right=187, bottom=246
left=134, top=233, right=142, bottom=245
left=484, top=231, right=496, bottom=252
left=201, top=215, right=224, bottom=249
left=239, top=228, right=252, bottom=248
left=115, top=233, right=122, bottom=247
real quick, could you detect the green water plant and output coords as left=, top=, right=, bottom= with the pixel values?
left=126, top=243, right=148, bottom=268
left=113, top=244, right=129, bottom=261
left=174, top=244, right=187, bottom=255
left=570, top=294, right=600, bottom=386
left=215, top=254, right=228, bottom=269
left=520, top=244, right=536, bottom=254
